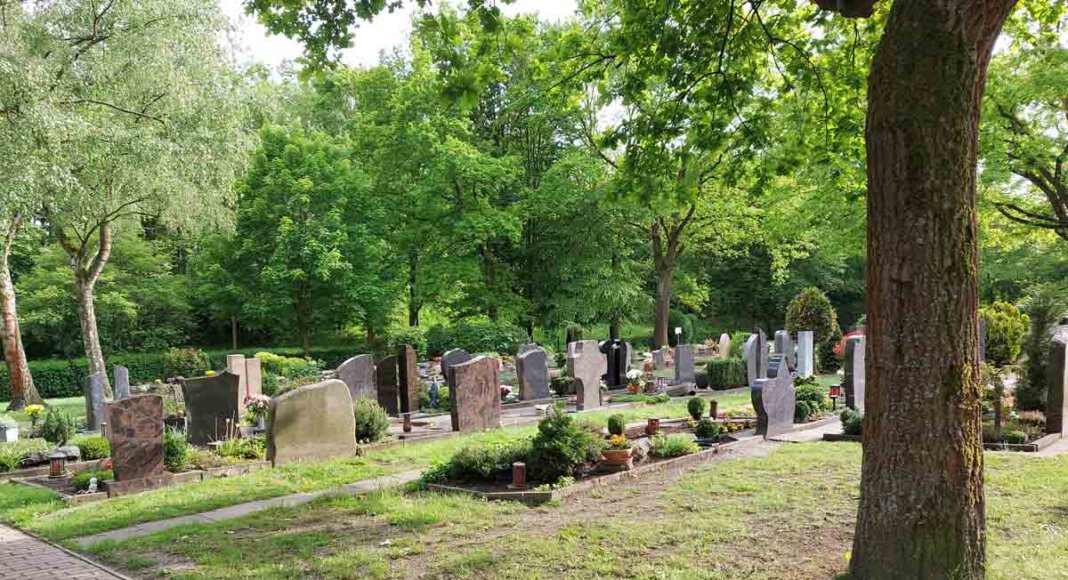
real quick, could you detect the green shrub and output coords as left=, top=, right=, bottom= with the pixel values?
left=164, top=429, right=189, bottom=471
left=382, top=327, right=428, bottom=358
left=550, top=375, right=575, bottom=397
left=421, top=439, right=533, bottom=484
left=607, top=414, right=626, bottom=436
left=418, top=386, right=450, bottom=412
left=728, top=332, right=747, bottom=359
left=72, top=469, right=114, bottom=491
left=216, top=436, right=265, bottom=460
left=707, top=358, right=747, bottom=389
left=255, top=352, right=322, bottom=380
left=694, top=419, right=721, bottom=439
left=164, top=347, right=211, bottom=378
left=794, top=384, right=831, bottom=423
left=41, top=409, right=73, bottom=445
left=979, top=301, right=1029, bottom=367
left=652, top=434, right=699, bottom=458
left=609, top=393, right=669, bottom=405
left=423, top=321, right=527, bottom=358
left=786, top=287, right=840, bottom=344
left=1004, top=430, right=1028, bottom=445
left=527, top=412, right=604, bottom=483
left=70, top=435, right=110, bottom=460
left=0, top=439, right=50, bottom=472
left=840, top=408, right=863, bottom=436
left=687, top=397, right=707, bottom=420
left=354, top=399, right=391, bottom=443
left=1018, top=283, right=1068, bottom=411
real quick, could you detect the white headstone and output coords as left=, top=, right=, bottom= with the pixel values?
left=797, top=331, right=814, bottom=377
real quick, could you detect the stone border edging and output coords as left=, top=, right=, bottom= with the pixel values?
left=821, top=431, right=1063, bottom=452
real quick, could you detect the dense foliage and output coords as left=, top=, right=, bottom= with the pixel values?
left=353, top=399, right=391, bottom=444
left=978, top=301, right=1029, bottom=367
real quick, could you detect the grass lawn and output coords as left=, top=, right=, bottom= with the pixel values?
left=5, top=396, right=86, bottom=428
left=80, top=442, right=1068, bottom=579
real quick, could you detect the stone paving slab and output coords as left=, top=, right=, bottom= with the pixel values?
left=0, top=524, right=129, bottom=579
left=73, top=469, right=424, bottom=549
left=770, top=417, right=843, bottom=443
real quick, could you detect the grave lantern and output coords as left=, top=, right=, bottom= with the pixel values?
left=829, top=384, right=842, bottom=410
left=510, top=462, right=527, bottom=489
left=402, top=412, right=412, bottom=433
left=646, top=418, right=660, bottom=436
left=48, top=451, right=67, bottom=479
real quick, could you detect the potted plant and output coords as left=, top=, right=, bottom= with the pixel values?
left=694, top=419, right=721, bottom=447
left=244, top=394, right=271, bottom=430
left=24, top=404, right=43, bottom=429
left=687, top=397, right=707, bottom=421
left=625, top=369, right=644, bottom=394
left=601, top=434, right=633, bottom=467
left=0, top=415, right=18, bottom=443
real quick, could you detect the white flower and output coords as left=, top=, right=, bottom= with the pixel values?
left=626, top=369, right=642, bottom=380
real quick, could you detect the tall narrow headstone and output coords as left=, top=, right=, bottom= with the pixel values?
left=567, top=340, right=602, bottom=410
left=245, top=358, right=263, bottom=399
left=752, top=369, right=795, bottom=438
left=674, top=344, right=696, bottom=384
left=718, top=333, right=731, bottom=359
left=774, top=330, right=795, bottom=370
left=517, top=347, right=550, bottom=400
left=376, top=355, right=399, bottom=415
left=600, top=339, right=627, bottom=388
left=398, top=345, right=421, bottom=415
left=84, top=372, right=106, bottom=432
left=797, top=331, right=814, bottom=377
left=624, top=342, right=635, bottom=371
left=114, top=365, right=131, bottom=400
left=267, top=379, right=357, bottom=466
left=844, top=336, right=866, bottom=413
left=181, top=372, right=241, bottom=446
left=743, top=334, right=768, bottom=386
left=448, top=356, right=502, bottom=432
left=442, top=349, right=473, bottom=427
left=767, top=354, right=787, bottom=379
left=337, top=354, right=376, bottom=402
left=652, top=349, right=667, bottom=370
left=1047, top=322, right=1068, bottom=436
left=104, top=395, right=164, bottom=481
left=226, top=354, right=247, bottom=410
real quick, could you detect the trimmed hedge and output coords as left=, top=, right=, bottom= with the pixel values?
left=707, top=358, right=747, bottom=390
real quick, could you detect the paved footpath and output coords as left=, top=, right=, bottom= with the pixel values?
left=0, top=524, right=129, bottom=579
left=73, top=468, right=424, bottom=549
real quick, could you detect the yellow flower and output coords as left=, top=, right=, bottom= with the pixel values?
left=25, top=404, right=44, bottom=416
left=205, top=370, right=216, bottom=376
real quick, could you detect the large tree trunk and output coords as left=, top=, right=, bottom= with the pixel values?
left=67, top=222, right=113, bottom=398
left=1, top=215, right=40, bottom=411
left=407, top=248, right=420, bottom=327
left=851, top=0, right=1015, bottom=577
left=653, top=265, right=673, bottom=348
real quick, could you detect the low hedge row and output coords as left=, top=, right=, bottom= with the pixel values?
left=0, top=345, right=361, bottom=401
left=707, top=358, right=747, bottom=390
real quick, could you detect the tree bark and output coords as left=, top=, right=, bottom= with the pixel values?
left=407, top=247, right=420, bottom=327
left=653, top=263, right=674, bottom=348
left=0, top=215, right=40, bottom=411
left=649, top=207, right=694, bottom=349
left=851, top=0, right=1016, bottom=577
left=65, top=222, right=113, bottom=398
left=231, top=316, right=238, bottom=350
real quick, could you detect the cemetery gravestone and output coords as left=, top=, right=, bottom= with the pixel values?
left=624, top=342, right=635, bottom=371
left=398, top=345, right=421, bottom=415
left=337, top=354, right=376, bottom=402
left=245, top=358, right=263, bottom=399
left=774, top=330, right=795, bottom=370
left=743, top=334, right=767, bottom=386
left=267, top=379, right=357, bottom=466
left=568, top=340, right=603, bottom=410
left=767, top=354, right=787, bottom=379
left=752, top=367, right=795, bottom=438
left=517, top=347, right=550, bottom=400
left=1047, top=322, right=1068, bottom=436
left=797, top=331, right=814, bottom=377
left=674, top=344, right=696, bottom=384
left=653, top=349, right=666, bottom=370
left=104, top=395, right=164, bottom=481
left=517, top=343, right=539, bottom=357
left=84, top=372, right=105, bottom=432
left=376, top=355, right=400, bottom=415
left=718, top=333, right=731, bottom=360
left=448, top=356, right=502, bottom=432
left=844, top=336, right=866, bottom=413
left=600, top=339, right=627, bottom=388
left=114, top=365, right=130, bottom=400
left=181, top=372, right=241, bottom=446
left=226, top=354, right=247, bottom=409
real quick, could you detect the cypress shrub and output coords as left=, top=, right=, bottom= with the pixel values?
left=707, top=358, right=747, bottom=390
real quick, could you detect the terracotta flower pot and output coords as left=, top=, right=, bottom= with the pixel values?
left=601, top=448, right=633, bottom=467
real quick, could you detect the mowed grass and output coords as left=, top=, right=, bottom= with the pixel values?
left=84, top=443, right=1068, bottom=580
left=1, top=391, right=755, bottom=544
left=5, top=396, right=86, bottom=427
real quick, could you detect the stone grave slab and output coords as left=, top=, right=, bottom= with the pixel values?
left=226, top=354, right=247, bottom=409
left=267, top=379, right=357, bottom=466
left=752, top=369, right=795, bottom=438
left=181, top=372, right=241, bottom=446
left=718, top=333, right=731, bottom=359
left=104, top=395, right=164, bottom=481
left=245, top=358, right=263, bottom=399
left=376, top=355, right=399, bottom=415
left=1048, top=323, right=1068, bottom=436
left=114, top=365, right=130, bottom=400
left=84, top=372, right=105, bottom=432
left=774, top=330, right=795, bottom=370
left=797, top=331, right=814, bottom=377
left=567, top=340, right=602, bottom=410
left=448, top=356, right=502, bottom=432
left=518, top=347, right=550, bottom=400
left=845, top=336, right=866, bottom=413
left=674, top=344, right=696, bottom=384
left=398, top=345, right=421, bottom=415
left=337, top=354, right=376, bottom=403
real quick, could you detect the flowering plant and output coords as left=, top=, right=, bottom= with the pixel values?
left=625, top=369, right=644, bottom=394
left=205, top=370, right=216, bottom=376
left=244, top=394, right=271, bottom=417
left=24, top=404, right=44, bottom=426
left=605, top=434, right=631, bottom=450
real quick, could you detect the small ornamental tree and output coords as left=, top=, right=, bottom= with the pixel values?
left=978, top=301, right=1028, bottom=368
left=786, top=287, right=843, bottom=372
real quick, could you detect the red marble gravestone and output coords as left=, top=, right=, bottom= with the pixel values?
left=448, top=356, right=501, bottom=432
left=105, top=395, right=164, bottom=481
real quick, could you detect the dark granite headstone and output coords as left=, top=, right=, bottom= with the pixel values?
left=844, top=336, right=866, bottom=413
left=337, top=354, right=376, bottom=403
left=181, top=372, right=241, bottom=446
left=267, top=379, right=357, bottom=466
left=398, top=345, right=421, bottom=415
left=1047, top=324, right=1068, bottom=436
left=104, top=395, right=164, bottom=481
left=767, top=354, right=787, bottom=379
left=674, top=344, right=695, bottom=384
left=517, top=347, right=550, bottom=400
left=376, top=355, right=399, bottom=415
left=114, top=365, right=131, bottom=400
left=567, top=340, right=602, bottom=410
left=84, top=372, right=106, bottom=432
left=448, top=356, right=501, bottom=432
left=600, top=339, right=627, bottom=388
left=774, top=330, right=795, bottom=371
left=752, top=368, right=795, bottom=438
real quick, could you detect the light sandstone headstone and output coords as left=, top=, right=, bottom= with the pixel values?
left=84, top=372, right=106, bottom=432
left=376, top=355, right=399, bottom=415
left=517, top=347, right=550, bottom=400
left=718, top=333, right=731, bottom=360
left=245, top=358, right=263, bottom=399
left=267, top=379, right=357, bottom=466
left=674, top=344, right=696, bottom=384
left=398, top=345, right=421, bottom=415
left=567, top=340, right=603, bottom=410
left=752, top=368, right=795, bottom=438
left=624, top=342, right=635, bottom=371
left=181, top=372, right=240, bottom=446
left=226, top=354, right=247, bottom=409
left=1047, top=323, right=1068, bottom=436
left=774, top=330, right=795, bottom=370
left=337, top=354, right=376, bottom=402
left=114, top=365, right=131, bottom=400
left=797, top=331, right=815, bottom=377
left=104, top=395, right=164, bottom=481
left=652, top=349, right=667, bottom=370
left=448, top=356, right=502, bottom=432
left=517, top=343, right=539, bottom=357
left=743, top=335, right=761, bottom=386
left=844, top=336, right=866, bottom=413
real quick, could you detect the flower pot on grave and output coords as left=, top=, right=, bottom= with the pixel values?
left=601, top=447, right=633, bottom=467
left=646, top=418, right=660, bottom=436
